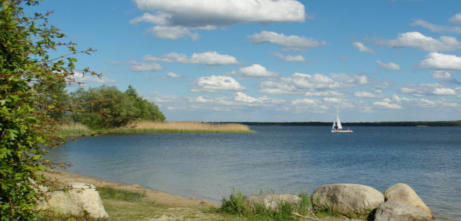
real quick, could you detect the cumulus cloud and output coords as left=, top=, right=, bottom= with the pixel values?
left=432, top=71, right=460, bottom=84
left=70, top=72, right=116, bottom=85
left=132, top=0, right=305, bottom=39
left=166, top=72, right=181, bottom=78
left=304, top=91, right=343, bottom=97
left=273, top=53, right=306, bottom=62
left=354, top=91, right=377, bottom=98
left=291, top=98, right=315, bottom=105
left=353, top=42, right=375, bottom=54
left=150, top=25, right=199, bottom=40
left=230, top=64, right=277, bottom=77
left=401, top=83, right=456, bottom=96
left=377, top=32, right=461, bottom=51
left=419, top=52, right=461, bottom=71
left=412, top=20, right=461, bottom=34
left=249, top=31, right=326, bottom=51
left=323, top=97, right=342, bottom=103
left=144, top=51, right=239, bottom=65
left=194, top=75, right=244, bottom=92
left=373, top=98, right=402, bottom=109
left=377, top=60, right=401, bottom=71
left=129, top=61, right=163, bottom=72
left=450, top=13, right=461, bottom=24
left=259, top=81, right=296, bottom=94
left=259, top=73, right=368, bottom=94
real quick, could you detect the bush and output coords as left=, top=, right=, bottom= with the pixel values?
left=220, top=191, right=312, bottom=221
left=0, top=0, right=95, bottom=219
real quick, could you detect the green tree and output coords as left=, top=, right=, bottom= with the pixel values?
left=70, top=85, right=165, bottom=129
left=0, top=1, right=94, bottom=219
left=124, top=85, right=165, bottom=122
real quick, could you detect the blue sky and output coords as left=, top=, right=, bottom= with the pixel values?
left=37, top=0, right=461, bottom=122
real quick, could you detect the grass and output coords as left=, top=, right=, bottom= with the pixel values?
left=57, top=121, right=253, bottom=137
left=219, top=191, right=312, bottom=221
left=98, top=187, right=145, bottom=202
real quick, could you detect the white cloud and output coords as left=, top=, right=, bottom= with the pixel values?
left=450, top=13, right=461, bottom=24
left=230, top=64, right=277, bottom=77
left=353, top=42, right=375, bottom=54
left=373, top=99, right=402, bottom=109
left=378, top=32, right=461, bottom=51
left=259, top=81, right=296, bottom=94
left=412, top=20, right=461, bottom=34
left=129, top=61, right=163, bottom=72
left=291, top=98, right=315, bottom=105
left=144, top=51, right=239, bottom=65
left=134, top=0, right=305, bottom=26
left=416, top=98, right=436, bottom=108
left=273, top=53, right=306, bottom=62
left=401, top=83, right=456, bottom=96
left=432, top=71, right=459, bottom=84
left=166, top=72, right=181, bottom=78
left=234, top=92, right=263, bottom=103
left=194, top=75, right=244, bottom=92
left=419, top=52, right=461, bottom=71
left=233, top=92, right=284, bottom=105
left=377, top=60, right=401, bottom=71
left=249, top=31, right=326, bottom=51
left=260, top=73, right=368, bottom=94
left=304, top=91, right=343, bottom=97
left=70, top=72, right=116, bottom=85
left=354, top=91, right=377, bottom=98
left=132, top=0, right=305, bottom=39
left=150, top=26, right=199, bottom=40
left=130, top=12, right=171, bottom=25
left=433, top=87, right=456, bottom=95
left=323, top=97, right=341, bottom=103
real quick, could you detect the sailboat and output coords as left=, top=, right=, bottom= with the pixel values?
left=331, top=112, right=353, bottom=133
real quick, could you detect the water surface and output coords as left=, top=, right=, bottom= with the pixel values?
left=47, top=126, right=461, bottom=219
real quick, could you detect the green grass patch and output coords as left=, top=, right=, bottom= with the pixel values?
left=219, top=191, right=312, bottom=221
left=98, top=187, right=145, bottom=202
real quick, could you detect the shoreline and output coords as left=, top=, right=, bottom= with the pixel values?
left=43, top=169, right=218, bottom=208
left=44, top=170, right=461, bottom=221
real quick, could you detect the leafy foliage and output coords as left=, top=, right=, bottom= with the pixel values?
left=70, top=85, right=165, bottom=129
left=0, top=0, right=95, bottom=219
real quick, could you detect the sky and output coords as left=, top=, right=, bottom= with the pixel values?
left=35, top=0, right=461, bottom=122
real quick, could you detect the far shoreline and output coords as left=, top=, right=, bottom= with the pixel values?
left=235, top=120, right=461, bottom=127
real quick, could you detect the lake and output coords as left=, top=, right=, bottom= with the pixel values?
left=47, top=126, right=461, bottom=219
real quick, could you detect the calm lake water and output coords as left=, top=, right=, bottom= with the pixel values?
left=47, top=126, right=461, bottom=219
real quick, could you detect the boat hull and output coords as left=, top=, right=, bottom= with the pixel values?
left=331, top=129, right=353, bottom=133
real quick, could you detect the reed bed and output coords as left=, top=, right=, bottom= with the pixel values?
left=56, top=121, right=252, bottom=137
left=56, top=122, right=94, bottom=137
left=125, top=120, right=251, bottom=132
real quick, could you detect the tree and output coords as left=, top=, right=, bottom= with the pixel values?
left=0, top=1, right=95, bottom=219
left=70, top=85, right=165, bottom=129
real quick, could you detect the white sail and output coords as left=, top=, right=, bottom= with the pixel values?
left=336, top=114, right=343, bottom=129
left=332, top=121, right=336, bottom=130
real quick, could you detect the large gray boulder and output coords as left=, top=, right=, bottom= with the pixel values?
left=384, top=183, right=432, bottom=218
left=375, top=201, right=433, bottom=221
left=244, top=194, right=301, bottom=210
left=311, top=184, right=384, bottom=218
left=38, top=182, right=109, bottom=219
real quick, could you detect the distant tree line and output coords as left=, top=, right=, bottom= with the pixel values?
left=66, top=85, right=166, bottom=129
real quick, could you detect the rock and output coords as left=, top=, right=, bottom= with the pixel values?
left=244, top=194, right=301, bottom=210
left=384, top=183, right=433, bottom=217
left=38, top=182, right=109, bottom=218
left=311, top=184, right=384, bottom=218
left=375, top=201, right=433, bottom=221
